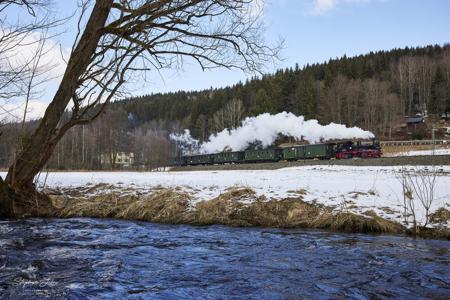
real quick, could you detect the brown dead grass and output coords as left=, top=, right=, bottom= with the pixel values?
left=430, top=207, right=450, bottom=224
left=55, top=186, right=406, bottom=235
left=314, top=210, right=404, bottom=233
left=407, top=226, right=450, bottom=240
left=58, top=189, right=191, bottom=224
left=58, top=193, right=136, bottom=218
left=118, top=189, right=190, bottom=223
left=192, top=194, right=321, bottom=228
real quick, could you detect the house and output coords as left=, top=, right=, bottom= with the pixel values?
left=101, top=152, right=135, bottom=168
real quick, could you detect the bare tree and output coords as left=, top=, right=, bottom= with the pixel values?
left=397, top=166, right=417, bottom=230
left=0, top=0, right=57, bottom=134
left=212, top=98, right=245, bottom=132
left=397, top=166, right=438, bottom=234
left=0, top=1, right=53, bottom=98
left=0, top=0, right=279, bottom=216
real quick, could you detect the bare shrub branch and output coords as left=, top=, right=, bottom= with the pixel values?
left=397, top=166, right=438, bottom=233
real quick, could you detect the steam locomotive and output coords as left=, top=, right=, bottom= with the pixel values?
left=172, top=139, right=381, bottom=166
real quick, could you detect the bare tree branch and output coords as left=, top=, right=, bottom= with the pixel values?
left=6, top=0, right=280, bottom=190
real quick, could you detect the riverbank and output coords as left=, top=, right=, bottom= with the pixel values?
left=47, top=185, right=449, bottom=239
left=3, top=165, right=449, bottom=239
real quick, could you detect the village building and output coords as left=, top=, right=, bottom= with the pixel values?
left=100, top=152, right=135, bottom=168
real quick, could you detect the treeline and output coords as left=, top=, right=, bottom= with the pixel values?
left=1, top=44, right=450, bottom=169
left=0, top=108, right=176, bottom=170
left=120, top=44, right=450, bottom=139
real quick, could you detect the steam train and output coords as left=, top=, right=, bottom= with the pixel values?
left=172, top=139, right=382, bottom=166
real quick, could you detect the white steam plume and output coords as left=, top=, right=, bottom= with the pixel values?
left=169, top=129, right=200, bottom=154
left=170, top=112, right=374, bottom=154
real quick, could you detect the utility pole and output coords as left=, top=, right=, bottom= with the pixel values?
left=432, top=125, right=436, bottom=155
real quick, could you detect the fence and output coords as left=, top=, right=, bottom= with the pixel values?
left=380, top=140, right=449, bottom=146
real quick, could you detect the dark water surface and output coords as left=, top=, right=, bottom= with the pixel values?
left=0, top=218, right=449, bottom=299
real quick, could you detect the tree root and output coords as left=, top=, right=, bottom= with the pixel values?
left=0, top=180, right=54, bottom=218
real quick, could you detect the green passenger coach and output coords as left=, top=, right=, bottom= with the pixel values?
left=244, top=148, right=283, bottom=162
left=281, top=147, right=298, bottom=160
left=303, top=143, right=334, bottom=159
left=213, top=151, right=244, bottom=164
left=282, top=144, right=334, bottom=160
left=185, top=154, right=213, bottom=165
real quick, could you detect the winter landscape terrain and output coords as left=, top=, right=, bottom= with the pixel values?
left=4, top=163, right=448, bottom=229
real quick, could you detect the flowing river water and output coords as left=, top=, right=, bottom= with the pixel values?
left=0, top=218, right=449, bottom=299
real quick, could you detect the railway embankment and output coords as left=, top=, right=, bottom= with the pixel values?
left=5, top=162, right=448, bottom=240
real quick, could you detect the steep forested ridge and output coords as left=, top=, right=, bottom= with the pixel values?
left=1, top=44, right=449, bottom=169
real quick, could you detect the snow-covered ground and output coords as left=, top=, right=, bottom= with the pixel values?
left=388, top=148, right=450, bottom=157
left=2, top=165, right=449, bottom=227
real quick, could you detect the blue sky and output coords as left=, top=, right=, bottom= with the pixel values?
left=2, top=0, right=450, bottom=117
left=140, top=0, right=450, bottom=94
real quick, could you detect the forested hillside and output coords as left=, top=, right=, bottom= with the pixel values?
left=2, top=44, right=450, bottom=169
left=120, top=44, right=450, bottom=138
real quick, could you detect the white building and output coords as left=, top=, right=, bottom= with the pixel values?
left=101, top=152, right=135, bottom=168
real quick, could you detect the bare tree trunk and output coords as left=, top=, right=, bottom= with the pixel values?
left=5, top=1, right=112, bottom=188
left=1, top=0, right=277, bottom=216
left=1, top=1, right=113, bottom=217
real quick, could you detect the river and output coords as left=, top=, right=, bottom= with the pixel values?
left=0, top=218, right=449, bottom=299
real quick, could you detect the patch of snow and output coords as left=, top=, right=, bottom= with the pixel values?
left=2, top=165, right=449, bottom=228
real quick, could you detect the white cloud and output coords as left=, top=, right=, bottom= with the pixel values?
left=311, top=0, right=372, bottom=15
left=0, top=100, right=47, bottom=123
left=1, top=31, right=68, bottom=81
left=0, top=30, right=68, bottom=104
left=311, top=0, right=337, bottom=15
left=0, top=31, right=68, bottom=121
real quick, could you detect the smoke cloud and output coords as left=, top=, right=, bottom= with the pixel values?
left=169, top=129, right=200, bottom=154
left=171, top=112, right=374, bottom=154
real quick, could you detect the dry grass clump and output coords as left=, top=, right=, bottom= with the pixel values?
left=54, top=185, right=409, bottom=235
left=194, top=197, right=321, bottom=227
left=429, top=207, right=450, bottom=224
left=58, top=189, right=191, bottom=224
left=192, top=188, right=257, bottom=226
left=313, top=210, right=404, bottom=234
left=191, top=187, right=320, bottom=227
left=58, top=193, right=137, bottom=218
left=408, top=226, right=450, bottom=240
left=118, top=189, right=190, bottom=223
left=191, top=188, right=403, bottom=233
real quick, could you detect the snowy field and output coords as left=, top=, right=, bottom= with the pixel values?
left=2, top=165, right=449, bottom=227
